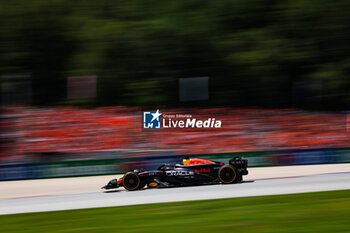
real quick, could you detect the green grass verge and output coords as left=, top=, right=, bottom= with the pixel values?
left=1, top=190, right=350, bottom=233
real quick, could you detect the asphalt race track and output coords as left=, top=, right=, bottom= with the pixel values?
left=1, top=172, right=350, bottom=215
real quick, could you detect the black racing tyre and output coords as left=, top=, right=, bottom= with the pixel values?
left=122, top=172, right=143, bottom=191
left=218, top=165, right=239, bottom=184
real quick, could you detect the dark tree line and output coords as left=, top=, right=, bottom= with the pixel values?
left=1, top=0, right=349, bottom=109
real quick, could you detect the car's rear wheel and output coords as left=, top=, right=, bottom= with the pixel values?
left=122, top=172, right=144, bottom=191
left=218, top=165, right=239, bottom=184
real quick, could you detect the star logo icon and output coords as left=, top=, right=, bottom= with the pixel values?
left=143, top=110, right=162, bottom=129
left=150, top=109, right=162, bottom=122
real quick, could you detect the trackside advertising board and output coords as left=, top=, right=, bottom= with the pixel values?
left=0, top=147, right=349, bottom=181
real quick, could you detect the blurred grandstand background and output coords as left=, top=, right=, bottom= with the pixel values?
left=1, top=106, right=349, bottom=162
left=1, top=0, right=350, bottom=178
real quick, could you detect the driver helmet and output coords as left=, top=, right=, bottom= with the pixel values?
left=183, top=156, right=191, bottom=165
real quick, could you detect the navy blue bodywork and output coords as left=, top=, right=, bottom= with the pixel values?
left=102, top=157, right=248, bottom=190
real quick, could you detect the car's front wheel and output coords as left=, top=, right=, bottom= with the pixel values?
left=122, top=172, right=145, bottom=191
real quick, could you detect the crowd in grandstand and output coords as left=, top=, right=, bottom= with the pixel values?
left=1, top=106, right=349, bottom=162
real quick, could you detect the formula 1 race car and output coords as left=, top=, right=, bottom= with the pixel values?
left=102, top=157, right=248, bottom=191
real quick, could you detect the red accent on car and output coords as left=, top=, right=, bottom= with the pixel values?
left=195, top=168, right=210, bottom=173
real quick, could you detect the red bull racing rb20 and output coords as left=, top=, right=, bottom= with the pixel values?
left=102, top=156, right=248, bottom=191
